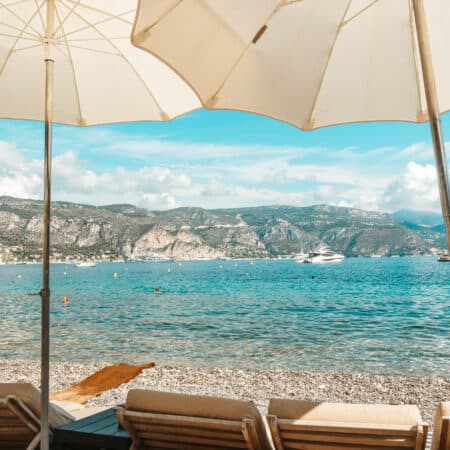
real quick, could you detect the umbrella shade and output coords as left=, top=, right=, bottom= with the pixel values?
left=0, top=0, right=199, bottom=124
left=132, top=0, right=449, bottom=129
left=132, top=0, right=450, bottom=253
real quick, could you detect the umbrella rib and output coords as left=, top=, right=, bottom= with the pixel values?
left=0, top=32, right=39, bottom=41
left=64, top=3, right=169, bottom=119
left=0, top=0, right=45, bottom=79
left=54, top=3, right=84, bottom=126
left=0, top=21, right=39, bottom=39
left=0, top=0, right=43, bottom=37
left=12, top=42, right=42, bottom=52
left=33, top=0, right=45, bottom=33
left=137, top=0, right=183, bottom=34
left=342, top=0, right=380, bottom=26
left=63, top=0, right=133, bottom=24
left=53, top=0, right=81, bottom=37
left=408, top=0, right=425, bottom=120
left=206, top=1, right=284, bottom=106
left=58, top=6, right=133, bottom=39
left=305, top=0, right=353, bottom=129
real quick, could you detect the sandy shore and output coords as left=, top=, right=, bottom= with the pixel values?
left=1, top=359, right=448, bottom=426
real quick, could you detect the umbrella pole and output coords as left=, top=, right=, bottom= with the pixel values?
left=413, top=0, right=450, bottom=257
left=40, top=1, right=54, bottom=449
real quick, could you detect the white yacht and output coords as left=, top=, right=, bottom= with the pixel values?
left=144, top=254, right=173, bottom=262
left=292, top=252, right=309, bottom=263
left=75, top=261, right=97, bottom=268
left=303, top=247, right=345, bottom=264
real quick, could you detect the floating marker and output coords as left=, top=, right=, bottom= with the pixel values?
left=168, top=268, right=171, bottom=272
left=113, top=272, right=118, bottom=278
left=124, top=268, right=128, bottom=271
left=178, top=262, right=182, bottom=267
left=219, top=265, right=223, bottom=269
left=17, top=274, right=22, bottom=279
left=63, top=271, right=68, bottom=276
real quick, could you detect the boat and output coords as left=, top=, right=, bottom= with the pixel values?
left=303, top=247, right=345, bottom=264
left=74, top=261, right=96, bottom=268
left=292, top=252, right=309, bottom=263
left=144, top=254, right=173, bottom=262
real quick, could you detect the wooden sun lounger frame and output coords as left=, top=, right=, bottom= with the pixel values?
left=437, top=415, right=450, bottom=450
left=0, top=395, right=42, bottom=450
left=115, top=406, right=262, bottom=450
left=267, top=415, right=429, bottom=450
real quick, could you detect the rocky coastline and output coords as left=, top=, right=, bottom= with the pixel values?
left=1, top=359, right=448, bottom=426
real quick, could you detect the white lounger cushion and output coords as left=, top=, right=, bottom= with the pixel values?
left=127, top=389, right=271, bottom=449
left=269, top=399, right=423, bottom=425
left=0, top=383, right=73, bottom=428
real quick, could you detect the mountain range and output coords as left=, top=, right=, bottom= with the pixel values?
left=0, top=196, right=445, bottom=262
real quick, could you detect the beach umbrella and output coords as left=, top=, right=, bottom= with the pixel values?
left=0, top=0, right=199, bottom=448
left=131, top=0, right=450, bottom=257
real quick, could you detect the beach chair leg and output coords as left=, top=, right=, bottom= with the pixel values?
left=267, top=415, right=284, bottom=450
left=26, top=432, right=41, bottom=450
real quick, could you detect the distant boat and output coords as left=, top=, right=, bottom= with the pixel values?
left=303, top=247, right=344, bottom=264
left=292, top=252, right=309, bottom=263
left=75, top=261, right=96, bottom=268
left=370, top=254, right=383, bottom=258
left=144, top=254, right=173, bottom=262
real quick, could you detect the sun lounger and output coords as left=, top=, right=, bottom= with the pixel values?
left=431, top=402, right=450, bottom=450
left=267, top=398, right=428, bottom=450
left=0, top=383, right=108, bottom=449
left=115, top=389, right=272, bottom=449
left=0, top=383, right=73, bottom=450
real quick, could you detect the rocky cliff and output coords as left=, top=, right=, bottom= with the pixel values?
left=0, top=197, right=444, bottom=261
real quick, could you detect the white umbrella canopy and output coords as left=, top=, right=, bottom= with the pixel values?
left=132, top=0, right=450, bottom=253
left=0, top=1, right=199, bottom=448
left=0, top=0, right=199, bottom=124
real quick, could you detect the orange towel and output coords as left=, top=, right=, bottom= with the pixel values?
left=50, top=362, right=155, bottom=404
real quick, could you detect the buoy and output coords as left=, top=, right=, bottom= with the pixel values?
left=249, top=260, right=254, bottom=266
left=219, top=264, right=223, bottom=269
left=63, top=271, right=68, bottom=276
left=124, top=267, right=128, bottom=271
left=62, top=296, right=69, bottom=305
left=178, top=262, right=182, bottom=267
left=17, top=274, right=22, bottom=279
left=168, top=268, right=171, bottom=273
left=113, top=272, right=118, bottom=278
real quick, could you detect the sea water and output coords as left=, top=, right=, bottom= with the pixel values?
left=0, top=257, right=448, bottom=376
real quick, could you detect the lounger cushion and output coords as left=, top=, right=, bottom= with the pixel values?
left=127, top=389, right=271, bottom=449
left=431, top=401, right=450, bottom=450
left=268, top=399, right=422, bottom=425
left=0, top=383, right=72, bottom=428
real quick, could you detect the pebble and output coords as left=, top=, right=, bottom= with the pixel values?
left=0, top=359, right=448, bottom=426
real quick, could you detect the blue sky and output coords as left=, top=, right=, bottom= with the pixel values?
left=0, top=108, right=447, bottom=213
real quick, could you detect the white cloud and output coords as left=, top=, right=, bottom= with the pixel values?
left=381, top=162, right=440, bottom=211
left=0, top=137, right=446, bottom=214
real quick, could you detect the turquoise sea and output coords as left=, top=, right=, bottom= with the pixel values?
left=0, top=257, right=449, bottom=376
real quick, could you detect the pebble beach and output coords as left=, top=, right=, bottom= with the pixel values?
left=1, top=359, right=448, bottom=426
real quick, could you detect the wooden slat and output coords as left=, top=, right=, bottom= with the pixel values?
left=281, top=431, right=414, bottom=447
left=124, top=410, right=243, bottom=432
left=439, top=418, right=450, bottom=450
left=132, top=422, right=243, bottom=440
left=278, top=420, right=417, bottom=436
left=137, top=431, right=247, bottom=448
left=283, top=442, right=408, bottom=450
left=141, top=438, right=236, bottom=450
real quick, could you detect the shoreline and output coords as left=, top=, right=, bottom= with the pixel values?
left=0, top=359, right=448, bottom=425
